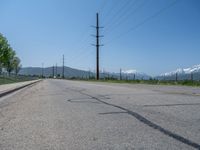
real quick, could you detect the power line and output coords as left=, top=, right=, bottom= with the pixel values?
left=70, top=48, right=94, bottom=63
left=104, top=0, right=147, bottom=34
left=65, top=0, right=108, bottom=65
left=103, top=0, right=132, bottom=26
left=101, top=0, right=119, bottom=24
left=64, top=31, right=91, bottom=63
left=63, top=1, right=108, bottom=66
left=104, top=0, right=138, bottom=31
left=98, top=0, right=108, bottom=13
left=64, top=14, right=95, bottom=64
left=105, top=0, right=179, bottom=45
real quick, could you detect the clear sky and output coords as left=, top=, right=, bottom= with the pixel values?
left=0, top=0, right=199, bottom=76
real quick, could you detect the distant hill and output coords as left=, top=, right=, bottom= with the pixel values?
left=19, top=66, right=94, bottom=78
left=19, top=65, right=200, bottom=81
left=19, top=67, right=151, bottom=79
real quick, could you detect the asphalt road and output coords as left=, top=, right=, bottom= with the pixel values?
left=0, top=79, right=200, bottom=150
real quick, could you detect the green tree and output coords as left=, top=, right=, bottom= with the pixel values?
left=5, top=49, right=16, bottom=76
left=0, top=33, right=21, bottom=76
left=0, top=33, right=9, bottom=74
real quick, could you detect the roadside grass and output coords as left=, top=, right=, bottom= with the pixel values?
left=0, top=76, right=38, bottom=85
left=69, top=78, right=200, bottom=87
left=0, top=77, right=16, bottom=85
left=102, top=80, right=200, bottom=87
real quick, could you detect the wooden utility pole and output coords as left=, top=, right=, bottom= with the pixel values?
left=120, top=68, right=122, bottom=80
left=191, top=72, right=193, bottom=81
left=52, top=65, right=54, bottom=77
left=62, top=55, right=64, bottom=78
left=96, top=13, right=100, bottom=80
left=42, top=63, right=44, bottom=78
left=55, top=63, right=57, bottom=78
left=92, top=13, right=103, bottom=80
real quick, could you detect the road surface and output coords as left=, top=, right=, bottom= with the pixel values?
left=0, top=79, right=200, bottom=150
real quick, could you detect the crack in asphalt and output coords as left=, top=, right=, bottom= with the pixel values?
left=68, top=99, right=101, bottom=104
left=67, top=87, right=200, bottom=149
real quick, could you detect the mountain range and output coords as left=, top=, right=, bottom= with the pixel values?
left=161, top=64, right=200, bottom=76
left=158, top=64, right=200, bottom=81
left=19, top=67, right=150, bottom=79
left=19, top=64, right=200, bottom=80
left=19, top=66, right=93, bottom=78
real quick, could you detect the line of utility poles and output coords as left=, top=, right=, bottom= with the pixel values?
left=41, top=13, right=103, bottom=80
left=92, top=13, right=103, bottom=80
left=50, top=63, right=59, bottom=78
left=41, top=13, right=102, bottom=80
left=43, top=55, right=64, bottom=79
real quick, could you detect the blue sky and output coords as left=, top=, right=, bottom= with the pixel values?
left=0, top=0, right=199, bottom=76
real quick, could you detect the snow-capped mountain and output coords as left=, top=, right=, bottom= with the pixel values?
left=161, top=64, right=200, bottom=76
left=158, top=64, right=200, bottom=81
left=121, top=69, right=148, bottom=75
left=118, top=69, right=150, bottom=80
left=98, top=69, right=151, bottom=80
left=122, top=69, right=138, bottom=74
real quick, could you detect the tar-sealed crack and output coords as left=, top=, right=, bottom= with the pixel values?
left=67, top=87, right=200, bottom=149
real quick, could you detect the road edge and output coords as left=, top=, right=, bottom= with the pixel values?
left=0, top=80, right=42, bottom=98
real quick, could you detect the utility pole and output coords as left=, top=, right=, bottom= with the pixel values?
left=55, top=63, right=57, bottom=78
left=52, top=65, right=54, bottom=78
left=88, top=69, right=90, bottom=79
left=62, top=55, right=64, bottom=79
left=92, top=13, right=103, bottom=80
left=96, top=13, right=99, bottom=80
left=175, top=73, right=178, bottom=82
left=120, top=68, right=122, bottom=80
left=191, top=72, right=193, bottom=81
left=42, top=63, right=44, bottom=78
